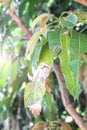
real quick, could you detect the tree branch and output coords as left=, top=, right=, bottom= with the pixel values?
left=53, top=64, right=87, bottom=130
left=8, top=9, right=32, bottom=39
left=74, top=0, right=87, bottom=6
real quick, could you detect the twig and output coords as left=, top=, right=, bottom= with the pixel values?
left=7, top=9, right=32, bottom=39
left=53, top=64, right=87, bottom=130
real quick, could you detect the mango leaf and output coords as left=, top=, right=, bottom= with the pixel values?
left=79, top=32, right=87, bottom=54
left=61, top=13, right=77, bottom=28
left=25, top=30, right=41, bottom=60
left=59, top=29, right=79, bottom=98
left=31, top=37, right=47, bottom=68
left=49, top=120, right=72, bottom=130
left=69, top=31, right=87, bottom=95
left=69, top=31, right=81, bottom=97
left=61, top=122, right=72, bottom=130
left=24, top=63, right=51, bottom=117
left=40, top=16, right=48, bottom=36
left=42, top=93, right=58, bottom=121
left=31, top=121, right=45, bottom=130
left=40, top=16, right=48, bottom=28
left=31, top=13, right=55, bottom=30
left=38, top=43, right=53, bottom=66
left=48, top=29, right=75, bottom=95
left=32, top=120, right=72, bottom=130
left=48, top=29, right=62, bottom=57
left=48, top=29, right=83, bottom=98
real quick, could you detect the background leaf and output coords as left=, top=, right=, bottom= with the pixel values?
left=42, top=93, right=58, bottom=121
left=61, top=13, right=78, bottom=28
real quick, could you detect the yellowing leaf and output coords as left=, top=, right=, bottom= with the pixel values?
left=39, top=16, right=48, bottom=37
left=49, top=120, right=72, bottom=130
left=31, top=122, right=45, bottom=130
left=31, top=13, right=55, bottom=30
left=40, top=16, right=48, bottom=28
left=25, top=30, right=41, bottom=60
left=61, top=121, right=72, bottom=130
left=40, top=26, right=47, bottom=37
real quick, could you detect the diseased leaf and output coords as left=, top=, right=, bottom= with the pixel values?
left=48, top=29, right=83, bottom=98
left=60, top=121, right=72, bottom=130
left=31, top=13, right=55, bottom=30
left=32, top=120, right=72, bottom=130
left=25, top=30, right=41, bottom=60
left=40, top=16, right=48, bottom=28
left=48, top=29, right=62, bottom=57
left=40, top=16, right=48, bottom=36
left=49, top=120, right=72, bottom=130
left=24, top=63, right=51, bottom=117
left=31, top=121, right=45, bottom=130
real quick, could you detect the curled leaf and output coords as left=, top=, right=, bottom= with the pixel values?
left=31, top=13, right=55, bottom=30
left=24, top=63, right=51, bottom=117
left=25, top=30, right=41, bottom=60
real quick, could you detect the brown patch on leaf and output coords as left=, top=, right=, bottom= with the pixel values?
left=45, top=78, right=52, bottom=93
left=29, top=101, right=42, bottom=117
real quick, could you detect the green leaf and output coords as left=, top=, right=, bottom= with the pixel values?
left=48, top=29, right=62, bottom=57
left=79, top=32, right=87, bottom=54
left=0, top=61, right=12, bottom=90
left=38, top=44, right=53, bottom=66
left=25, top=30, right=41, bottom=60
left=61, top=13, right=77, bottom=28
left=59, top=30, right=81, bottom=98
left=11, top=60, right=18, bottom=81
left=69, top=31, right=87, bottom=97
left=32, top=37, right=47, bottom=68
left=69, top=31, right=80, bottom=80
left=42, top=93, right=58, bottom=121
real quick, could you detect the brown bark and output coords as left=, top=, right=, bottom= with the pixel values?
left=8, top=9, right=32, bottom=39
left=53, top=64, right=87, bottom=130
left=74, top=0, right=87, bottom=6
